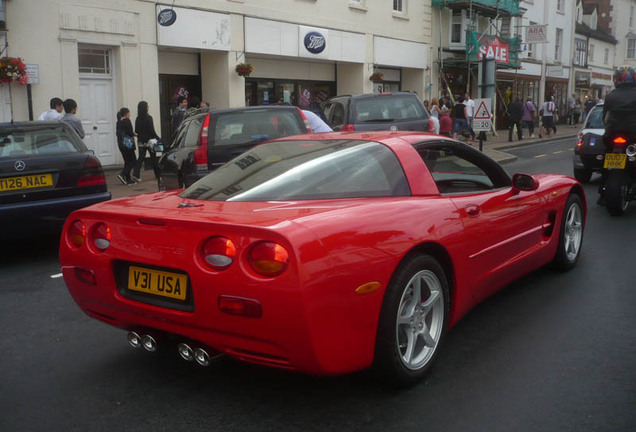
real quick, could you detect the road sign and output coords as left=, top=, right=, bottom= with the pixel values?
left=473, top=98, right=492, bottom=132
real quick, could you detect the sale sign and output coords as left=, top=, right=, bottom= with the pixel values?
left=467, top=32, right=518, bottom=66
left=475, top=37, right=509, bottom=63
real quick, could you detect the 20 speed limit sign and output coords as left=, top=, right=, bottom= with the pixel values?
left=473, top=119, right=491, bottom=131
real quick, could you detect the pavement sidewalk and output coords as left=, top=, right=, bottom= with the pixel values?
left=105, top=127, right=579, bottom=200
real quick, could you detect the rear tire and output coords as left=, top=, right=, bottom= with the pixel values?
left=373, top=254, right=449, bottom=387
left=605, top=170, right=629, bottom=216
left=552, top=193, right=584, bottom=271
left=573, top=167, right=593, bottom=183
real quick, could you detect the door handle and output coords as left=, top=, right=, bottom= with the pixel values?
left=465, top=204, right=481, bottom=217
left=93, top=126, right=98, bottom=130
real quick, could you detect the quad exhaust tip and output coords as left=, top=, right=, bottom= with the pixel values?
left=127, top=332, right=157, bottom=352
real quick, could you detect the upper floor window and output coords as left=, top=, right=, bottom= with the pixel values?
left=393, top=0, right=404, bottom=13
left=555, top=28, right=563, bottom=62
left=604, top=48, right=609, bottom=64
left=450, top=10, right=468, bottom=46
left=557, top=0, right=564, bottom=13
left=574, top=38, right=587, bottom=66
left=526, top=21, right=536, bottom=59
left=628, top=39, right=636, bottom=59
left=630, top=6, right=634, bottom=28
left=589, top=43, right=595, bottom=62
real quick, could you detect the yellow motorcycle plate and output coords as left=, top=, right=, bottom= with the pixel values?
left=604, top=153, right=627, bottom=170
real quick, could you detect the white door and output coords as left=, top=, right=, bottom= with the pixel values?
left=79, top=78, right=118, bottom=166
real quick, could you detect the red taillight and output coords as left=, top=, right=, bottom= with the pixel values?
left=248, top=241, right=289, bottom=277
left=342, top=124, right=356, bottom=132
left=218, top=295, right=262, bottom=318
left=77, top=156, right=106, bottom=186
left=202, top=236, right=236, bottom=270
left=91, top=223, right=111, bottom=252
left=74, top=267, right=96, bottom=285
left=194, top=114, right=211, bottom=170
left=427, top=118, right=435, bottom=132
left=577, top=133, right=583, bottom=147
left=613, top=136, right=627, bottom=146
left=297, top=108, right=314, bottom=133
left=68, top=219, right=86, bottom=248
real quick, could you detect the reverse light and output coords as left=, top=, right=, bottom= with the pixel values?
left=68, top=219, right=86, bottom=248
left=91, top=223, right=111, bottom=252
left=341, top=124, right=356, bottom=132
left=218, top=295, right=263, bottom=318
left=202, top=236, right=236, bottom=270
left=248, top=241, right=289, bottom=277
left=194, top=113, right=211, bottom=170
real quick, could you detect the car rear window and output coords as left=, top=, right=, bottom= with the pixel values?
left=0, top=126, right=82, bottom=159
left=351, top=96, right=427, bottom=123
left=585, top=107, right=604, bottom=129
left=212, top=109, right=305, bottom=147
left=181, top=139, right=410, bottom=201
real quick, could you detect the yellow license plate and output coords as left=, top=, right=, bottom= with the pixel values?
left=128, top=266, right=188, bottom=301
left=604, top=153, right=627, bottom=169
left=0, top=173, right=53, bottom=192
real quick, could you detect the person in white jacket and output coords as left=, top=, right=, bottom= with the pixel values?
left=38, top=97, right=63, bottom=121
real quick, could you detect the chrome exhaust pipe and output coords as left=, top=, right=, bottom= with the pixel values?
left=626, top=144, right=636, bottom=157
left=142, top=334, right=157, bottom=352
left=177, top=343, right=194, bottom=361
left=127, top=331, right=142, bottom=349
left=194, top=348, right=210, bottom=366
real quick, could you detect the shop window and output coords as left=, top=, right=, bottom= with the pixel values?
left=78, top=47, right=111, bottom=75
left=628, top=39, right=636, bottom=59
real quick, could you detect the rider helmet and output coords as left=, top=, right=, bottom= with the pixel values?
left=613, top=65, right=636, bottom=88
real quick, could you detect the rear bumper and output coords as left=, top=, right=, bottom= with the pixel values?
left=0, top=192, right=111, bottom=232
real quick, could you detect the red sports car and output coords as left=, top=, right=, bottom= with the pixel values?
left=60, top=132, right=586, bottom=386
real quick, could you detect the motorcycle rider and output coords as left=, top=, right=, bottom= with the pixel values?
left=598, top=65, right=636, bottom=205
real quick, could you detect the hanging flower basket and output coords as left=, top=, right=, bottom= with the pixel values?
left=369, top=72, right=384, bottom=83
left=0, top=57, right=28, bottom=86
left=235, top=63, right=253, bottom=78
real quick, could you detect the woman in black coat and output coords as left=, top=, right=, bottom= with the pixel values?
left=115, top=107, right=136, bottom=185
left=132, top=101, right=161, bottom=182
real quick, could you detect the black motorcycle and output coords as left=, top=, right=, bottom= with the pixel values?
left=600, top=132, right=636, bottom=216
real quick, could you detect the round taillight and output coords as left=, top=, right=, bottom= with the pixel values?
left=248, top=242, right=289, bottom=277
left=68, top=220, right=86, bottom=248
left=91, top=223, right=111, bottom=252
left=202, top=236, right=236, bottom=270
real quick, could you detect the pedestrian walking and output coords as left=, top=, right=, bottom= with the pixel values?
left=60, top=99, right=85, bottom=139
left=539, top=96, right=558, bottom=138
left=573, top=98, right=582, bottom=126
left=508, top=97, right=523, bottom=142
left=115, top=107, right=137, bottom=185
left=452, top=96, right=471, bottom=145
left=438, top=106, right=452, bottom=137
left=463, top=93, right=476, bottom=140
left=132, top=101, right=161, bottom=183
left=429, top=97, right=441, bottom=118
left=522, top=97, right=536, bottom=138
left=38, top=97, right=64, bottom=121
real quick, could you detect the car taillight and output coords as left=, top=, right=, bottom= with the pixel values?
left=577, top=133, right=583, bottom=147
left=248, top=241, right=289, bottom=277
left=194, top=114, right=210, bottom=170
left=68, top=219, right=86, bottom=248
left=297, top=108, right=313, bottom=133
left=427, top=118, right=434, bottom=132
left=202, top=236, right=236, bottom=270
left=342, top=124, right=356, bottom=132
left=77, top=155, right=106, bottom=186
left=74, top=267, right=96, bottom=285
left=91, top=223, right=111, bottom=252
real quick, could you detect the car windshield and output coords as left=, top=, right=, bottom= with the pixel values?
left=352, top=96, right=427, bottom=123
left=180, top=139, right=410, bottom=201
left=0, top=126, right=82, bottom=159
left=212, top=109, right=305, bottom=146
left=585, top=106, right=604, bottom=129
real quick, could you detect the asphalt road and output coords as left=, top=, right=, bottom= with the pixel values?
left=1, top=137, right=635, bottom=432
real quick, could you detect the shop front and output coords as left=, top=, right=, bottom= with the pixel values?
left=495, top=72, right=541, bottom=129
left=591, top=71, right=613, bottom=100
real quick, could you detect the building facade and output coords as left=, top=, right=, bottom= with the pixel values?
left=3, top=0, right=432, bottom=167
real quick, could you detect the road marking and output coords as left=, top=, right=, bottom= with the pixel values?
left=50, top=273, right=63, bottom=279
left=535, top=154, right=547, bottom=158
left=553, top=150, right=564, bottom=154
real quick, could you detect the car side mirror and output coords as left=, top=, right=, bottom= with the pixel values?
left=512, top=173, right=539, bottom=193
